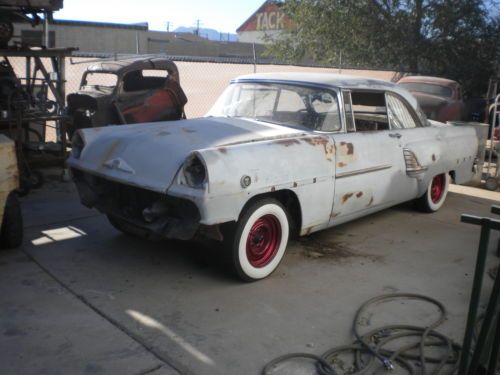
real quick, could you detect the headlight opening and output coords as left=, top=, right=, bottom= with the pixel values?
left=183, top=153, right=207, bottom=187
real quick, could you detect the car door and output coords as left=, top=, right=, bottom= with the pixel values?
left=329, top=90, right=417, bottom=224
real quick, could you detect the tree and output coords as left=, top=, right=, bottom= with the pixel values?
left=268, top=0, right=500, bottom=96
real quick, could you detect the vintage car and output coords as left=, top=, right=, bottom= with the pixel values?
left=66, top=57, right=187, bottom=138
left=68, top=73, right=478, bottom=281
left=397, top=76, right=466, bottom=123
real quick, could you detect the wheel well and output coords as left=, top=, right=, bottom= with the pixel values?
left=448, top=170, right=456, bottom=183
left=239, top=190, right=302, bottom=237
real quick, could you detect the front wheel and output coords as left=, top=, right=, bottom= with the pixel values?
left=226, top=198, right=290, bottom=281
left=0, top=193, right=23, bottom=249
left=415, top=173, right=450, bottom=212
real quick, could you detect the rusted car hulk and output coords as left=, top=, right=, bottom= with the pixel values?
left=66, top=57, right=187, bottom=137
left=68, top=73, right=478, bottom=281
left=397, top=76, right=467, bottom=123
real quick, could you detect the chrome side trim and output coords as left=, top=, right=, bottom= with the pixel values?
left=403, top=148, right=427, bottom=177
left=336, top=164, right=392, bottom=178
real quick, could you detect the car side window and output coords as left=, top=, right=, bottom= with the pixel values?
left=309, top=92, right=342, bottom=132
left=350, top=91, right=389, bottom=131
left=386, top=93, right=420, bottom=129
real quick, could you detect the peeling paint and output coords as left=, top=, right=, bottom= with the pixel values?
left=293, top=182, right=298, bottom=188
left=432, top=154, right=436, bottom=162
left=218, top=147, right=228, bottom=154
left=304, top=137, right=335, bottom=161
left=157, top=131, right=171, bottom=136
left=181, top=127, right=196, bottom=133
left=305, top=227, right=313, bottom=235
left=337, top=141, right=357, bottom=167
left=274, top=139, right=301, bottom=147
left=342, top=193, right=354, bottom=204
left=340, top=141, right=354, bottom=155
left=330, top=212, right=340, bottom=218
left=313, top=178, right=317, bottom=183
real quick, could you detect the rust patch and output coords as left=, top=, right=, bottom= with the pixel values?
left=293, top=182, right=298, bottom=188
left=340, top=142, right=354, bottom=155
left=342, top=193, right=354, bottom=204
left=304, top=137, right=335, bottom=161
left=181, top=127, right=196, bottom=133
left=356, top=192, right=363, bottom=198
left=218, top=147, right=228, bottom=154
left=304, top=137, right=327, bottom=147
left=271, top=186, right=276, bottom=192
left=305, top=227, right=313, bottom=235
left=367, top=197, right=374, bottom=207
left=432, top=154, right=436, bottom=162
left=274, top=139, right=300, bottom=147
left=157, top=131, right=170, bottom=136
left=337, top=142, right=357, bottom=167
left=330, top=212, right=340, bottom=218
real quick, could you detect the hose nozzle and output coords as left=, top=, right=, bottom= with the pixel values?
left=383, top=359, right=395, bottom=371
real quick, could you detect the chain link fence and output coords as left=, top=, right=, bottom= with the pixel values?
left=5, top=53, right=399, bottom=141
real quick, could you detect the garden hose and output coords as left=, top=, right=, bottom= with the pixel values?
left=263, top=293, right=461, bottom=375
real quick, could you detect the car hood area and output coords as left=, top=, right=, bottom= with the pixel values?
left=68, top=117, right=307, bottom=192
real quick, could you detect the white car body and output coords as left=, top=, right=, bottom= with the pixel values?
left=68, top=73, right=479, bottom=280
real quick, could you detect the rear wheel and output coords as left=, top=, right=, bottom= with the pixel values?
left=226, top=198, right=289, bottom=281
left=416, top=173, right=450, bottom=212
left=0, top=193, right=23, bottom=249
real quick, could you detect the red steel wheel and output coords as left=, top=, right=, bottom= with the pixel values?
left=416, top=173, right=450, bottom=212
left=430, top=174, right=445, bottom=203
left=246, top=214, right=282, bottom=268
left=228, top=198, right=290, bottom=281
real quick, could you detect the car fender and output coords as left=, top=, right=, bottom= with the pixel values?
left=168, top=135, right=336, bottom=231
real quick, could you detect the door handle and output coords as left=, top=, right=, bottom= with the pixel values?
left=389, top=133, right=402, bottom=139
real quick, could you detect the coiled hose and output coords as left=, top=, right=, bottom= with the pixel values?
left=263, top=293, right=461, bottom=375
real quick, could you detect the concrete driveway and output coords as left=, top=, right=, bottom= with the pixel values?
left=1, top=175, right=499, bottom=375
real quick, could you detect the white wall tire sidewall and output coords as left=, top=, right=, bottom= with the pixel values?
left=426, top=173, right=450, bottom=211
left=237, top=203, right=289, bottom=280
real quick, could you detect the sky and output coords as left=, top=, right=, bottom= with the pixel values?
left=54, top=0, right=265, bottom=33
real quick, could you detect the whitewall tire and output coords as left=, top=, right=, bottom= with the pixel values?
left=228, top=198, right=289, bottom=281
left=416, top=173, right=450, bottom=212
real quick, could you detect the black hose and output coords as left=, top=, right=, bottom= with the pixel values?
left=262, top=293, right=461, bottom=375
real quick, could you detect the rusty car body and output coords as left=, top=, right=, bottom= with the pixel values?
left=66, top=57, right=187, bottom=137
left=67, top=73, right=479, bottom=281
left=397, top=76, right=466, bottom=123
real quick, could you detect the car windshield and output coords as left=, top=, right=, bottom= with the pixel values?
left=207, top=81, right=342, bottom=132
left=399, top=82, right=452, bottom=98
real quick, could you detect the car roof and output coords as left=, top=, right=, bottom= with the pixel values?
left=86, top=57, right=179, bottom=78
left=232, top=72, right=419, bottom=110
left=397, top=75, right=459, bottom=87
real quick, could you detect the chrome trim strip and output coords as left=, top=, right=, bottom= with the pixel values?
left=336, top=164, right=392, bottom=178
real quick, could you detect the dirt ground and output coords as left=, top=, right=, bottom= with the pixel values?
left=0, top=174, right=499, bottom=375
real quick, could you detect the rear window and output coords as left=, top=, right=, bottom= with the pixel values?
left=398, top=83, right=452, bottom=98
